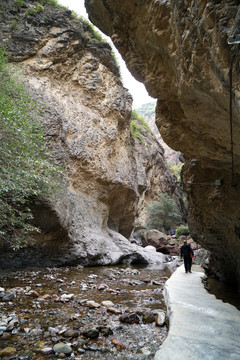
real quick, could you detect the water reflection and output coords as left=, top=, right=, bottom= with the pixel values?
left=205, top=277, right=240, bottom=311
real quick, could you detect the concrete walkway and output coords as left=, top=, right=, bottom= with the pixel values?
left=154, top=264, right=240, bottom=360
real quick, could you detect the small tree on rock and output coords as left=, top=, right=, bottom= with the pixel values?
left=146, top=193, right=181, bottom=233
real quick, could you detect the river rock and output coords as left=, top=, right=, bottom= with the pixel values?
left=1, top=290, right=16, bottom=302
left=0, top=347, right=17, bottom=356
left=142, top=311, right=155, bottom=323
left=142, top=230, right=168, bottom=248
left=86, top=300, right=101, bottom=308
left=140, top=347, right=152, bottom=355
left=81, top=328, right=99, bottom=339
left=26, top=290, right=39, bottom=298
left=111, top=339, right=125, bottom=350
left=6, top=318, right=19, bottom=331
left=119, top=312, right=140, bottom=324
left=107, top=307, right=122, bottom=315
left=97, top=326, right=113, bottom=336
left=53, top=342, right=72, bottom=355
left=2, top=332, right=12, bottom=340
left=101, top=300, right=114, bottom=307
left=63, top=329, right=79, bottom=338
left=98, top=283, right=109, bottom=290
left=60, top=294, right=74, bottom=302
left=155, top=310, right=166, bottom=326
left=39, top=347, right=53, bottom=355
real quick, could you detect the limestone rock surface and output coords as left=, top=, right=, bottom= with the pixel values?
left=86, top=0, right=240, bottom=287
left=0, top=0, right=173, bottom=268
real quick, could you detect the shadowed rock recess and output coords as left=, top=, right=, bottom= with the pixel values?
left=0, top=0, right=180, bottom=268
left=85, top=0, right=240, bottom=287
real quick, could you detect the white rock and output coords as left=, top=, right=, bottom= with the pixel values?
left=101, top=300, right=114, bottom=307
left=144, top=245, right=157, bottom=252
left=155, top=310, right=166, bottom=326
left=86, top=300, right=101, bottom=308
left=60, top=294, right=74, bottom=302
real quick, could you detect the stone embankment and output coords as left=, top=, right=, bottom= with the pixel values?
left=155, top=265, right=240, bottom=360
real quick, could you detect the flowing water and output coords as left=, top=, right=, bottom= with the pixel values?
left=0, top=264, right=171, bottom=360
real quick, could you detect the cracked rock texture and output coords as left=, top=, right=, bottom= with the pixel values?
left=86, top=0, right=240, bottom=287
left=0, top=0, right=179, bottom=268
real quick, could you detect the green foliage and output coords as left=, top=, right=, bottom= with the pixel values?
left=169, top=162, right=183, bottom=181
left=0, top=47, right=61, bottom=249
left=130, top=121, right=144, bottom=143
left=36, top=2, right=44, bottom=11
left=130, top=110, right=154, bottom=144
left=10, top=20, right=19, bottom=31
left=24, top=7, right=37, bottom=15
left=147, top=193, right=181, bottom=232
left=14, top=0, right=26, bottom=7
left=175, top=225, right=190, bottom=238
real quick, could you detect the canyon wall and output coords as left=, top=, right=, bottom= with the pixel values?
left=0, top=0, right=179, bottom=267
left=86, top=0, right=240, bottom=287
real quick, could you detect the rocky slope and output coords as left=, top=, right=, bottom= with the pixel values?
left=85, top=0, right=240, bottom=287
left=0, top=0, right=179, bottom=268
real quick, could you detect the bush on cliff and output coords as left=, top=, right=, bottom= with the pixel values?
left=130, top=110, right=154, bottom=144
left=0, top=47, right=61, bottom=249
left=147, top=193, right=181, bottom=233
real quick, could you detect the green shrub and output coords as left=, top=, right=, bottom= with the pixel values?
left=0, top=47, right=61, bottom=249
left=10, top=20, right=19, bottom=30
left=130, top=110, right=154, bottom=144
left=175, top=225, right=190, bottom=238
left=24, top=7, right=37, bottom=16
left=14, top=0, right=27, bottom=7
left=36, top=2, right=44, bottom=12
left=169, top=163, right=183, bottom=181
left=130, top=121, right=144, bottom=143
left=147, top=193, right=181, bottom=233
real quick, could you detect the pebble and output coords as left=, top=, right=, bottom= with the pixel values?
left=155, top=310, right=166, bottom=326
left=142, top=311, right=155, bottom=323
left=139, top=347, right=151, bottom=355
left=53, top=342, right=72, bottom=354
left=86, top=300, right=101, bottom=308
left=111, top=339, right=125, bottom=350
left=107, top=307, right=122, bottom=315
left=0, top=347, right=17, bottom=356
left=119, top=312, right=140, bottom=324
left=39, top=347, right=53, bottom=355
left=81, top=328, right=99, bottom=338
left=101, top=300, right=114, bottom=307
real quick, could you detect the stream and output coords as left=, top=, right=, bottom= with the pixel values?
left=0, top=264, right=171, bottom=360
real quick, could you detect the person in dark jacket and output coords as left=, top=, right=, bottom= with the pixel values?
left=180, top=240, right=194, bottom=273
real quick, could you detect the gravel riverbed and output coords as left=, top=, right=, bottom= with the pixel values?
left=0, top=265, right=170, bottom=360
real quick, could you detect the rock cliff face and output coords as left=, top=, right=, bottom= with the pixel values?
left=85, top=0, right=240, bottom=287
left=0, top=0, right=178, bottom=268
left=137, top=102, right=181, bottom=166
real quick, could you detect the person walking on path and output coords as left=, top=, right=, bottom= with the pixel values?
left=180, top=240, right=194, bottom=273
